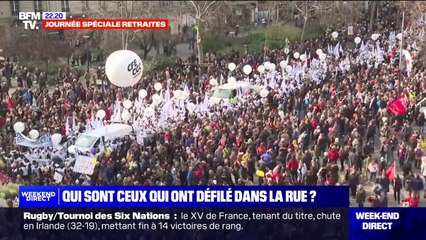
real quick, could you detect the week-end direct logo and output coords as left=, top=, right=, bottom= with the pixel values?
left=21, top=191, right=56, bottom=201
left=127, top=59, right=142, bottom=79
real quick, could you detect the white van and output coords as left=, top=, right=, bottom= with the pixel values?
left=210, top=81, right=257, bottom=103
left=68, top=123, right=133, bottom=155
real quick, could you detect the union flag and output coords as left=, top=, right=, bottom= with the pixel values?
left=388, top=98, right=407, bottom=116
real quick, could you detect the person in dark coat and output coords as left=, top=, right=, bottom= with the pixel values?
left=379, top=170, right=390, bottom=193
left=392, top=174, right=403, bottom=202
left=412, top=173, right=424, bottom=199
left=417, top=112, right=425, bottom=133
left=355, top=184, right=366, bottom=207
left=348, top=170, right=359, bottom=197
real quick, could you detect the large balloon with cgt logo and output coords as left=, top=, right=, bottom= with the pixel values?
left=105, top=50, right=143, bottom=87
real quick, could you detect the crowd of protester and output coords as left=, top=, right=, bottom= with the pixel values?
left=0, top=3, right=425, bottom=211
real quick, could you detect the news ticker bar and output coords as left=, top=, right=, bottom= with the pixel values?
left=19, top=186, right=348, bottom=208
left=7, top=208, right=426, bottom=240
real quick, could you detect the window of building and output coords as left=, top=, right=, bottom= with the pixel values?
left=10, top=0, right=20, bottom=16
left=82, top=0, right=89, bottom=9
left=61, top=0, right=70, bottom=12
left=34, top=0, right=42, bottom=12
left=98, top=1, right=106, bottom=9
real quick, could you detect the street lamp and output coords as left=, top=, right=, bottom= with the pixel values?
left=83, top=35, right=90, bottom=72
left=397, top=3, right=405, bottom=96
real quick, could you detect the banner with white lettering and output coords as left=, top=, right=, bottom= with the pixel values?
left=15, top=133, right=53, bottom=148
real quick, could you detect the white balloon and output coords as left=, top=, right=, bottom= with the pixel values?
left=279, top=60, right=287, bottom=68
left=228, top=62, right=236, bottom=71
left=243, top=65, right=252, bottom=75
left=152, top=94, right=162, bottom=106
left=354, top=37, right=361, bottom=44
left=123, top=99, right=132, bottom=109
left=13, top=122, right=25, bottom=133
left=371, top=33, right=379, bottom=41
left=257, top=65, right=265, bottom=73
left=285, top=65, right=293, bottom=73
left=105, top=50, right=143, bottom=87
left=121, top=110, right=131, bottom=121
left=173, top=90, right=183, bottom=100
left=264, top=61, right=272, bottom=70
left=284, top=48, right=290, bottom=54
left=96, top=109, right=106, bottom=119
left=293, top=52, right=300, bottom=59
left=138, top=89, right=147, bottom=98
left=154, top=82, right=162, bottom=91
left=269, top=63, right=276, bottom=70
left=316, top=49, right=323, bottom=55
left=29, top=129, right=39, bottom=139
left=51, top=133, right=62, bottom=146
left=144, top=107, right=155, bottom=117
left=209, top=78, right=218, bottom=86
left=396, top=33, right=402, bottom=40
left=319, top=53, right=327, bottom=60
left=260, top=89, right=269, bottom=98
left=331, top=31, right=338, bottom=39
left=186, top=102, right=196, bottom=112
left=300, top=54, right=307, bottom=62
left=228, top=77, right=237, bottom=85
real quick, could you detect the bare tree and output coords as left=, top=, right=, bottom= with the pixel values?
left=185, top=1, right=226, bottom=65
left=319, top=2, right=364, bottom=27
left=261, top=1, right=282, bottom=22
left=88, top=1, right=165, bottom=53
left=293, top=1, right=336, bottom=50
left=130, top=30, right=156, bottom=59
left=4, top=30, right=72, bottom=72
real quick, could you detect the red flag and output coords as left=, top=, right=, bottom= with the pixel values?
left=386, top=162, right=396, bottom=181
left=388, top=98, right=407, bottom=116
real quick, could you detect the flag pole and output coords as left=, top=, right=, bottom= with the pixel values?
left=397, top=6, right=405, bottom=97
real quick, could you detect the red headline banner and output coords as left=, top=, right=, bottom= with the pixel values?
left=42, top=19, right=169, bottom=30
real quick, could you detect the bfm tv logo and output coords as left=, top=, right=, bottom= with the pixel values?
left=18, top=12, right=41, bottom=30
left=127, top=59, right=142, bottom=78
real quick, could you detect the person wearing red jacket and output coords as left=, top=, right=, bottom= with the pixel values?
left=287, top=158, right=299, bottom=183
left=328, top=145, right=339, bottom=163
